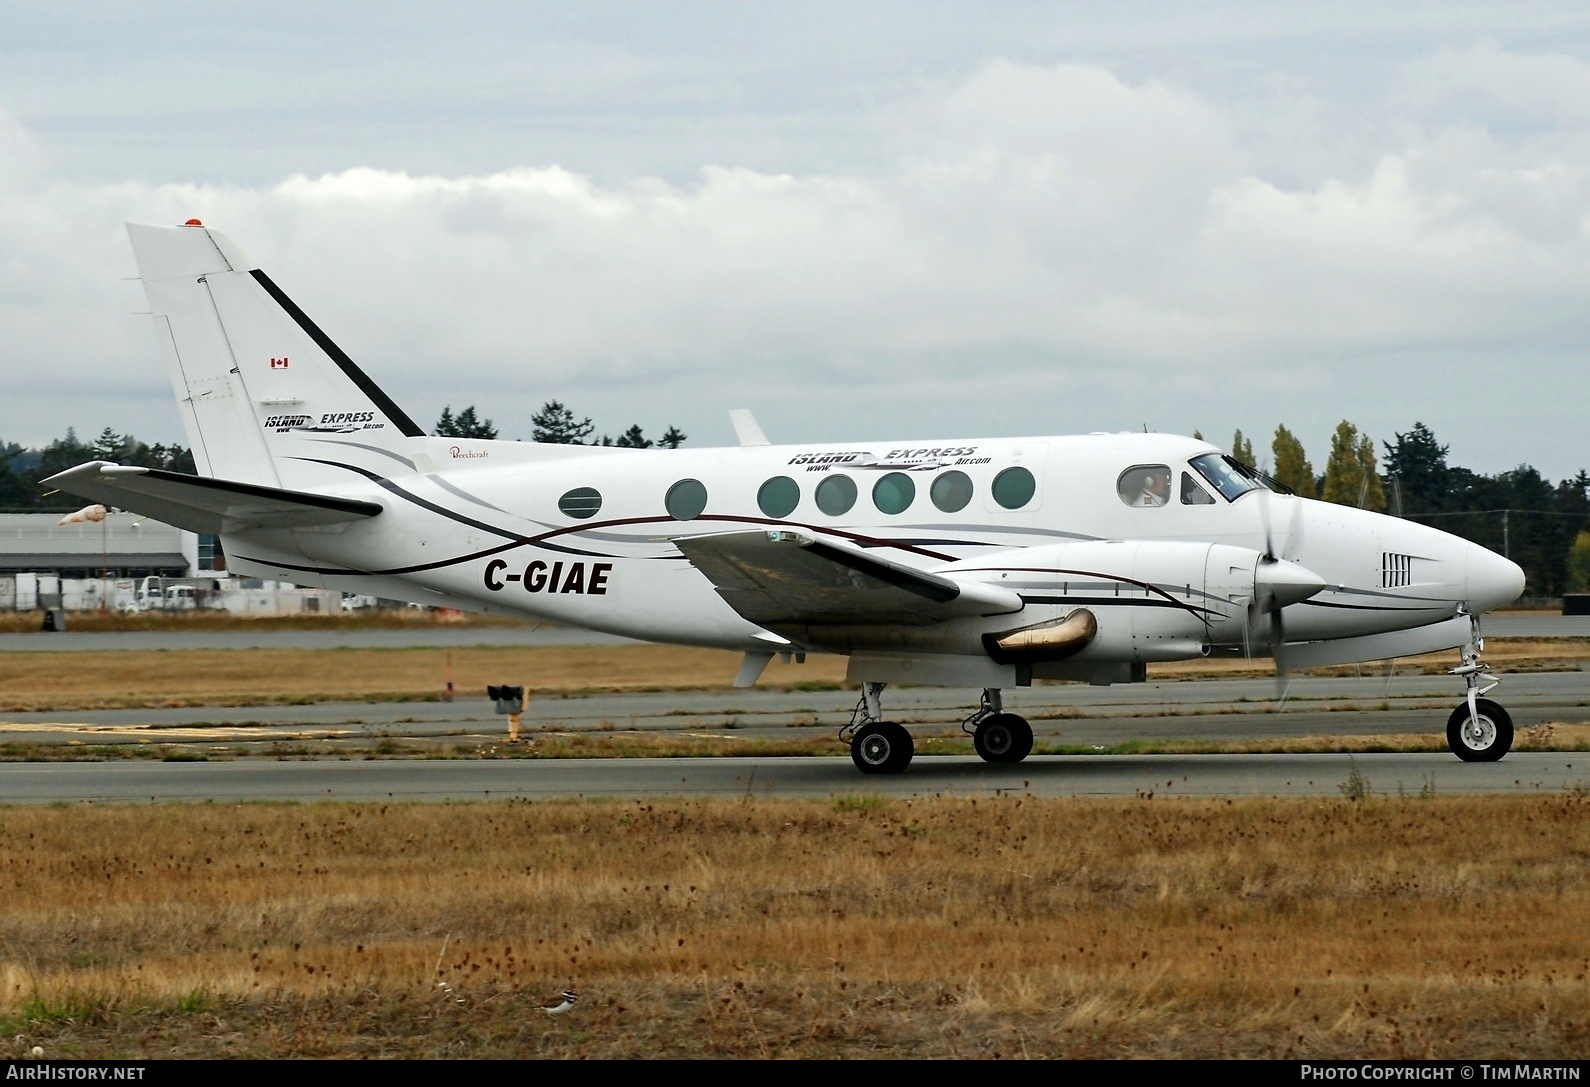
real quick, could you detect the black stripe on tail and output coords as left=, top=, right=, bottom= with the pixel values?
left=249, top=269, right=426, bottom=437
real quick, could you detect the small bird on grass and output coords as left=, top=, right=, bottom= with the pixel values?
left=542, top=988, right=578, bottom=1016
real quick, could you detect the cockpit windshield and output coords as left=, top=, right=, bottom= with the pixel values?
left=1189, top=452, right=1265, bottom=502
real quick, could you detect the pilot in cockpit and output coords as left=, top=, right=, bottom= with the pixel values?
left=1134, top=469, right=1171, bottom=507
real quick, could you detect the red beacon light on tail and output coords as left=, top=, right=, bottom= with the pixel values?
left=183, top=219, right=203, bottom=226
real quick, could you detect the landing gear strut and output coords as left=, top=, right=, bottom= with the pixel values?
left=963, top=689, right=1034, bottom=765
left=1447, top=612, right=1513, bottom=762
left=842, top=682, right=914, bottom=774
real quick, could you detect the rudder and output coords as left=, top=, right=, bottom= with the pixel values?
left=128, top=221, right=424, bottom=489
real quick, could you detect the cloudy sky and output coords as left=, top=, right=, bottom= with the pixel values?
left=3, top=2, right=1589, bottom=477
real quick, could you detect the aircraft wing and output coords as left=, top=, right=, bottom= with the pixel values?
left=675, top=529, right=1022, bottom=627
left=43, top=461, right=383, bottom=534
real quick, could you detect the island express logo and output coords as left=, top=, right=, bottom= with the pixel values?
left=262, top=411, right=386, bottom=435
left=787, top=446, right=988, bottom=472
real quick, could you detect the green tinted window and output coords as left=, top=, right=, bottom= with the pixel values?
left=930, top=470, right=974, bottom=513
left=872, top=472, right=916, bottom=515
left=665, top=478, right=708, bottom=521
left=757, top=476, right=800, bottom=519
left=557, top=487, right=602, bottom=519
left=815, top=474, right=857, bottom=516
left=991, top=466, right=1036, bottom=510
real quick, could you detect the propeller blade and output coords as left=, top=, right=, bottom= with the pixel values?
left=1269, top=594, right=1290, bottom=697
left=1256, top=485, right=1275, bottom=560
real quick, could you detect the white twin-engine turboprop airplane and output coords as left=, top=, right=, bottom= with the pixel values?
left=48, top=221, right=1527, bottom=774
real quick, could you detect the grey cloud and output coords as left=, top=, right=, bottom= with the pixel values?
left=0, top=51, right=1587, bottom=477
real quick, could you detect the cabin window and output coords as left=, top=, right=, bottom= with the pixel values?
left=1180, top=472, right=1216, bottom=505
left=1189, top=452, right=1263, bottom=501
left=872, top=472, right=916, bottom=515
left=930, top=470, right=974, bottom=513
left=815, top=474, right=857, bottom=516
left=1117, top=465, right=1172, bottom=508
left=991, top=466, right=1037, bottom=510
left=665, top=478, right=708, bottom=521
left=557, top=487, right=603, bottom=520
left=757, top=476, right=800, bottom=519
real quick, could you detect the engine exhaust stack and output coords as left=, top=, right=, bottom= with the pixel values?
left=983, top=608, right=1099, bottom=665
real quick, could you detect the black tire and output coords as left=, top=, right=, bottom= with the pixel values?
left=1446, top=698, right=1514, bottom=762
left=851, top=721, right=914, bottom=774
left=973, top=712, right=1034, bottom=764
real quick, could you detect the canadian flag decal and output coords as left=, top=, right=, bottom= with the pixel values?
left=270, top=357, right=289, bottom=369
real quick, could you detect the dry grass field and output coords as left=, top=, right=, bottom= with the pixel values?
left=0, top=795, right=1585, bottom=1059
left=0, top=645, right=847, bottom=712
left=0, top=639, right=1586, bottom=713
left=0, top=610, right=535, bottom=634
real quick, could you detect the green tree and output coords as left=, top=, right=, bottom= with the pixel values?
left=434, top=405, right=497, bottom=440
left=612, top=424, right=653, bottom=449
left=1567, top=531, right=1590, bottom=594
left=0, top=442, right=27, bottom=508
left=1321, top=421, right=1387, bottom=511
left=1382, top=422, right=1450, bottom=515
left=1270, top=425, right=1316, bottom=499
left=1231, top=430, right=1255, bottom=467
left=91, top=427, right=129, bottom=462
left=659, top=426, right=687, bottom=449
left=530, top=401, right=595, bottom=445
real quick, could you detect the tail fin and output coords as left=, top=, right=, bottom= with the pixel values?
left=127, top=221, right=424, bottom=488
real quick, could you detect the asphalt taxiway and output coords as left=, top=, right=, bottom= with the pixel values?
left=0, top=751, right=1582, bottom=803
left=0, top=615, right=1584, bottom=802
left=2, top=670, right=1584, bottom=749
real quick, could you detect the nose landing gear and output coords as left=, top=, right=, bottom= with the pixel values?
left=1447, top=613, right=1513, bottom=762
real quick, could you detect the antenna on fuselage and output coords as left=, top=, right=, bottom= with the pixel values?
left=729, top=409, right=771, bottom=447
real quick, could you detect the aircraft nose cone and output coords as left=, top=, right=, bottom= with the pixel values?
left=1255, top=557, right=1328, bottom=609
left=1465, top=543, right=1525, bottom=613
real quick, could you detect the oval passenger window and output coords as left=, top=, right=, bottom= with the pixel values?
left=757, top=476, right=800, bottom=519
left=930, top=470, right=974, bottom=513
left=557, top=487, right=603, bottom=520
left=991, top=467, right=1036, bottom=510
left=814, top=474, right=858, bottom=516
left=872, top=472, right=916, bottom=515
left=665, top=479, right=708, bottom=521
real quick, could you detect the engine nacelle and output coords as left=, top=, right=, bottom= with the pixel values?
left=944, top=540, right=1277, bottom=663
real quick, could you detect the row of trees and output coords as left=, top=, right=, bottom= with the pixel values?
left=1211, top=421, right=1590, bottom=598
left=5, top=416, right=1584, bottom=596
left=0, top=400, right=689, bottom=511
left=0, top=428, right=195, bottom=511
left=437, top=402, right=686, bottom=449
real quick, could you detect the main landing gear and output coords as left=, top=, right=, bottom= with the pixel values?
left=962, top=688, right=1033, bottom=764
left=841, top=685, right=1034, bottom=774
left=843, top=683, right=914, bottom=774
left=1446, top=613, right=1514, bottom=762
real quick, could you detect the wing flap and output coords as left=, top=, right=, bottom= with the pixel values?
left=676, top=529, right=1022, bottom=627
left=43, top=461, right=383, bottom=534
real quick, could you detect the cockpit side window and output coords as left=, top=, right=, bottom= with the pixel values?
left=1117, top=465, right=1172, bottom=508
left=1189, top=452, right=1263, bottom=501
left=1180, top=472, right=1216, bottom=505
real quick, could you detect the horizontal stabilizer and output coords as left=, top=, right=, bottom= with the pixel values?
left=676, top=529, right=1022, bottom=628
left=43, top=461, right=383, bottom=534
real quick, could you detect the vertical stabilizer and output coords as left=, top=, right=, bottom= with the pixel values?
left=127, top=221, right=424, bottom=488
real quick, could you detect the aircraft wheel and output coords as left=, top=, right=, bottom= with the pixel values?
left=1446, top=698, right=1514, bottom=762
left=974, top=713, right=1034, bottom=764
left=851, top=721, right=914, bottom=774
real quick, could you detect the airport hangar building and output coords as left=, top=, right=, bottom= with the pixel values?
left=0, top=512, right=211, bottom=579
